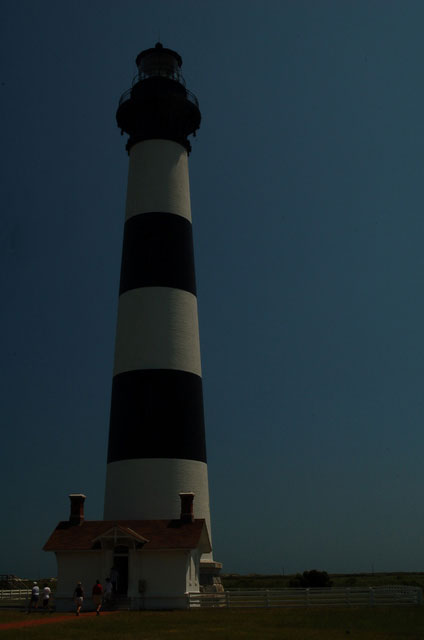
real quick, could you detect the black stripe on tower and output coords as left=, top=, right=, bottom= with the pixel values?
left=107, top=370, right=207, bottom=463
left=107, top=209, right=206, bottom=465
left=120, top=212, right=197, bottom=296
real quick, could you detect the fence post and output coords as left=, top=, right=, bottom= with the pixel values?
left=305, top=588, right=310, bottom=607
left=266, top=590, right=270, bottom=608
left=225, top=591, right=229, bottom=608
left=369, top=587, right=374, bottom=607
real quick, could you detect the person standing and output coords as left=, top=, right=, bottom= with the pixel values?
left=73, top=582, right=84, bottom=616
left=42, top=584, right=51, bottom=610
left=27, top=582, right=39, bottom=613
left=103, top=577, right=113, bottom=609
left=110, top=566, right=118, bottom=593
left=92, top=579, right=103, bottom=615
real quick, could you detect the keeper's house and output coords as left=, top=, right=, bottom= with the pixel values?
left=43, top=493, right=210, bottom=610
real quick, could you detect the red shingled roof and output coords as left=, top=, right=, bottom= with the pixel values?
left=43, top=519, right=211, bottom=553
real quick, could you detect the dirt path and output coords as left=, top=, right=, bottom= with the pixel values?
left=0, top=611, right=120, bottom=630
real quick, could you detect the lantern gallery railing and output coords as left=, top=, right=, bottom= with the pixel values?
left=118, top=83, right=199, bottom=108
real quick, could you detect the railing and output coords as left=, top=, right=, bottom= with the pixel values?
left=0, top=575, right=31, bottom=589
left=0, top=589, right=32, bottom=600
left=118, top=83, right=199, bottom=108
left=188, top=586, right=423, bottom=609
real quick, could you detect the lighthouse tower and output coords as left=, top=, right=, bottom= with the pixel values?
left=104, top=43, right=214, bottom=564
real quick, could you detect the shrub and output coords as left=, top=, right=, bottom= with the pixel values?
left=288, top=570, right=332, bottom=588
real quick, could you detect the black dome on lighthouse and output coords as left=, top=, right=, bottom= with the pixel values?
left=117, top=43, right=201, bottom=153
left=135, top=42, right=183, bottom=70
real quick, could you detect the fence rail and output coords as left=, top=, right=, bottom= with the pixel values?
left=0, top=589, right=32, bottom=600
left=189, top=586, right=423, bottom=609
left=1, top=586, right=421, bottom=608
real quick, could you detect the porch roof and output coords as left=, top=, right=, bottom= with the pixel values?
left=43, top=519, right=211, bottom=553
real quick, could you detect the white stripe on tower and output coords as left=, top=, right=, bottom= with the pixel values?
left=104, top=45, right=212, bottom=558
left=125, top=139, right=192, bottom=222
left=113, top=287, right=202, bottom=377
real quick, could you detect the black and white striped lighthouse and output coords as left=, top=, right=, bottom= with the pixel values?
left=104, top=43, right=215, bottom=564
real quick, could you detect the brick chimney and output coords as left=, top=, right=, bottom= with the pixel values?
left=179, top=492, right=195, bottom=523
left=69, top=494, right=86, bottom=525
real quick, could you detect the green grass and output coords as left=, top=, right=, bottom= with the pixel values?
left=1, top=607, right=424, bottom=639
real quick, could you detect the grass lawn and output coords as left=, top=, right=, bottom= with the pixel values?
left=1, top=607, right=424, bottom=639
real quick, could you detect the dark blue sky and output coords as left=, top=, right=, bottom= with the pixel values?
left=1, top=0, right=424, bottom=578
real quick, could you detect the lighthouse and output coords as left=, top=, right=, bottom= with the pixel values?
left=44, top=44, right=221, bottom=607
left=104, top=43, right=215, bottom=566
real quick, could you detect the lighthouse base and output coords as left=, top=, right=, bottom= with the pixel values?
left=200, top=561, right=224, bottom=592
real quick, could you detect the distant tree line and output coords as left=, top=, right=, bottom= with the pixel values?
left=288, top=570, right=332, bottom=588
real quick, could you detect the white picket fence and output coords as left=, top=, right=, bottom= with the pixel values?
left=1, top=586, right=422, bottom=608
left=188, top=586, right=423, bottom=609
left=0, top=589, right=32, bottom=601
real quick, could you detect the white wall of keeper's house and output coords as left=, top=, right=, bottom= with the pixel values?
left=54, top=550, right=112, bottom=600
left=143, top=550, right=186, bottom=597
left=53, top=547, right=201, bottom=610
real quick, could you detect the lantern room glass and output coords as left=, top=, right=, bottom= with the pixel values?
left=137, top=51, right=183, bottom=83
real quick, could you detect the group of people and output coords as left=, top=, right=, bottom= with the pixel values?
left=27, top=582, right=51, bottom=612
left=28, top=575, right=116, bottom=615
left=73, top=577, right=114, bottom=616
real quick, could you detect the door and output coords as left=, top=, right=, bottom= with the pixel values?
left=113, top=546, right=129, bottom=595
